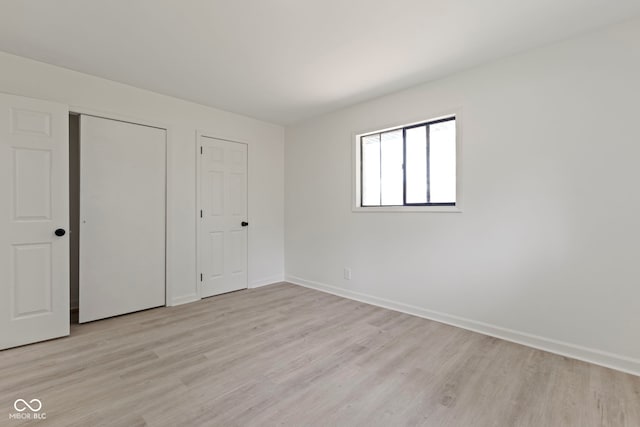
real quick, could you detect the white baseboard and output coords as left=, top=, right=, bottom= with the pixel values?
left=250, top=274, right=285, bottom=289
left=169, top=275, right=284, bottom=306
left=286, top=275, right=640, bottom=377
left=170, top=293, right=199, bottom=306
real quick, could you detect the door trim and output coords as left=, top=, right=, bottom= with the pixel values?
left=70, top=106, right=173, bottom=307
left=195, top=130, right=249, bottom=300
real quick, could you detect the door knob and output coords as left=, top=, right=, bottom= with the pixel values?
left=54, top=228, right=66, bottom=237
left=241, top=221, right=249, bottom=227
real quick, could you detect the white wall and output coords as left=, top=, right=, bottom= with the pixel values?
left=0, top=51, right=285, bottom=305
left=285, top=18, right=640, bottom=375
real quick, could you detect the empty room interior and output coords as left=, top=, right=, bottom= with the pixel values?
left=1, top=1, right=640, bottom=426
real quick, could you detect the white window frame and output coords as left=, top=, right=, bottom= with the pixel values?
left=352, top=110, right=463, bottom=213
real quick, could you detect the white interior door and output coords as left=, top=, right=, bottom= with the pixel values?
left=0, top=93, right=69, bottom=349
left=79, top=115, right=166, bottom=323
left=198, top=136, right=248, bottom=297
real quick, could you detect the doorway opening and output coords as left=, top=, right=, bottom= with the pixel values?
left=69, top=114, right=80, bottom=323
left=68, top=113, right=167, bottom=324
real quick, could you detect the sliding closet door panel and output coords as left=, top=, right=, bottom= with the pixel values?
left=79, top=115, right=165, bottom=323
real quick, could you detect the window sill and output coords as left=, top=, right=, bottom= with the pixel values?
left=352, top=206, right=462, bottom=213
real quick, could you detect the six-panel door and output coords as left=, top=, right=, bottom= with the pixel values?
left=199, top=136, right=248, bottom=297
left=0, top=93, right=70, bottom=349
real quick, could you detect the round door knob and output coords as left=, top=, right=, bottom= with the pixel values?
left=54, top=228, right=66, bottom=237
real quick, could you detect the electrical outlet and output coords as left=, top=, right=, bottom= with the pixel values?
left=344, top=268, right=352, bottom=280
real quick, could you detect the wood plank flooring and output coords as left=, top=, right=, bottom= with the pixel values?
left=1, top=283, right=639, bottom=426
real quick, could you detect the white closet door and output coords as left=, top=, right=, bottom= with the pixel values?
left=198, top=136, right=248, bottom=297
left=79, top=115, right=165, bottom=323
left=0, top=93, right=69, bottom=349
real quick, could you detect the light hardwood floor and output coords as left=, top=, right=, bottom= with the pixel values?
left=1, top=283, right=639, bottom=426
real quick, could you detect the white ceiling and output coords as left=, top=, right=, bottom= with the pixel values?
left=1, top=1, right=639, bottom=125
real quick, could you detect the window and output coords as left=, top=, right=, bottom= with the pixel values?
left=357, top=116, right=458, bottom=210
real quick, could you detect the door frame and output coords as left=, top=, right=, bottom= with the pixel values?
left=195, top=130, right=249, bottom=300
left=70, top=106, right=173, bottom=306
